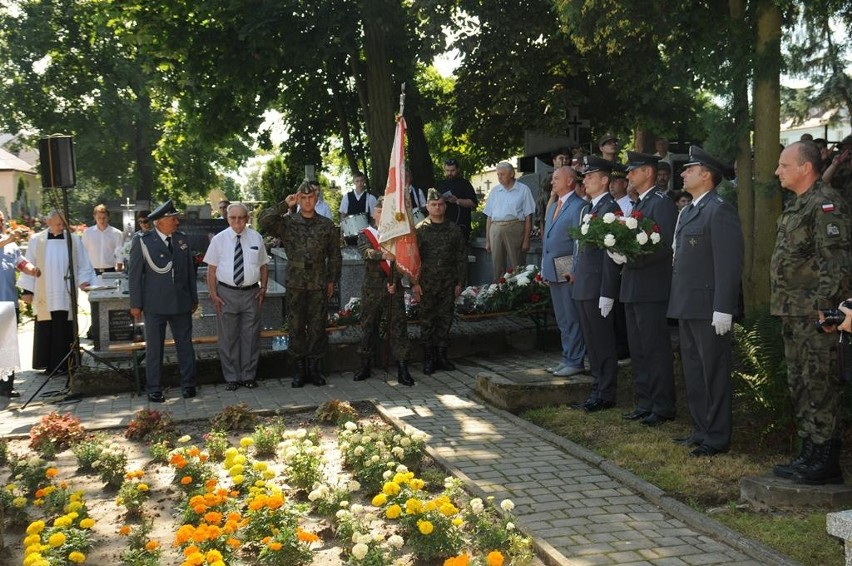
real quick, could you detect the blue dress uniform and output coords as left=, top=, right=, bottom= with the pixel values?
left=128, top=200, right=198, bottom=400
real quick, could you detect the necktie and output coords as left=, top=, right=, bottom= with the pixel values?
left=552, top=199, right=563, bottom=221
left=166, top=236, right=173, bottom=254
left=233, top=234, right=244, bottom=286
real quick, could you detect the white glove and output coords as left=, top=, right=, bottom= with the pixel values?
left=599, top=297, right=614, bottom=318
left=606, top=251, right=627, bottom=265
left=711, top=312, right=733, bottom=336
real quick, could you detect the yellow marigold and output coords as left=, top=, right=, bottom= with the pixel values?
left=183, top=551, right=205, bottom=566
left=385, top=504, right=402, bottom=519
left=267, top=494, right=284, bottom=509
left=439, top=502, right=459, bottom=517
left=145, top=540, right=160, bottom=552
left=65, top=501, right=83, bottom=513
left=410, top=478, right=425, bottom=490
left=23, top=553, right=44, bottom=566
left=232, top=475, right=244, bottom=485
left=24, top=544, right=42, bottom=557
left=48, top=532, right=66, bottom=547
left=268, top=541, right=283, bottom=551
left=24, top=534, right=41, bottom=547
left=486, top=550, right=505, bottom=566
left=205, top=549, right=223, bottom=563
left=417, top=520, right=434, bottom=535
left=371, top=493, right=387, bottom=506
left=79, top=518, right=95, bottom=529
left=405, top=498, right=423, bottom=515
left=382, top=481, right=401, bottom=496
left=452, top=517, right=464, bottom=527
left=119, top=525, right=131, bottom=536
left=239, top=437, right=253, bottom=447
left=68, top=553, right=86, bottom=565
left=45, top=468, right=59, bottom=478
left=181, top=476, right=193, bottom=485
left=137, top=483, right=149, bottom=491
left=175, top=525, right=196, bottom=545
left=33, top=499, right=44, bottom=506
left=13, top=496, right=27, bottom=508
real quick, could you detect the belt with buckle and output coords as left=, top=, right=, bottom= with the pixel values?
left=218, top=281, right=259, bottom=291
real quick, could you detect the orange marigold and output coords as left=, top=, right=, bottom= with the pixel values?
left=443, top=555, right=470, bottom=566
left=268, top=541, right=283, bottom=551
left=45, top=468, right=59, bottom=478
left=180, top=476, right=193, bottom=485
left=486, top=551, right=505, bottom=566
left=297, top=529, right=320, bottom=543
left=204, top=512, right=222, bottom=525
left=118, top=525, right=131, bottom=536
left=145, top=540, right=160, bottom=552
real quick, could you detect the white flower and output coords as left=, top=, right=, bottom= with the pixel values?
left=396, top=464, right=408, bottom=474
left=388, top=534, right=404, bottom=549
left=506, top=522, right=515, bottom=530
left=353, top=446, right=365, bottom=457
left=650, top=232, right=661, bottom=244
left=347, top=480, right=361, bottom=492
left=411, top=432, right=427, bottom=442
left=357, top=533, right=372, bottom=544
left=400, top=438, right=411, bottom=447
left=308, top=489, right=322, bottom=501
left=364, top=513, right=376, bottom=523
left=500, top=499, right=515, bottom=511
left=636, top=231, right=649, bottom=245
left=177, top=435, right=191, bottom=443
left=350, top=503, right=364, bottom=515
left=625, top=217, right=638, bottom=230
left=603, top=234, right=616, bottom=247
left=382, top=470, right=393, bottom=480
left=581, top=224, right=589, bottom=235
left=352, top=542, right=369, bottom=560
left=516, top=276, right=530, bottom=287
left=603, top=212, right=616, bottom=224
left=344, top=421, right=358, bottom=431
left=582, top=213, right=593, bottom=223
left=392, top=447, right=404, bottom=459
left=336, top=509, right=350, bottom=519
left=470, top=498, right=484, bottom=514
left=339, top=500, right=349, bottom=508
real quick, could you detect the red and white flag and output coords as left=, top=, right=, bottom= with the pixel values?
left=378, top=116, right=421, bottom=281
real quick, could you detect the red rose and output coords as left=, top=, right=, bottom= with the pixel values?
left=632, top=211, right=643, bottom=219
left=531, top=294, right=540, bottom=303
left=506, top=268, right=514, bottom=274
left=535, top=274, right=543, bottom=282
left=652, top=224, right=660, bottom=232
left=614, top=210, right=623, bottom=216
left=498, top=277, right=507, bottom=284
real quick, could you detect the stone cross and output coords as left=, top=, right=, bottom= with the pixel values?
left=564, top=107, right=590, bottom=145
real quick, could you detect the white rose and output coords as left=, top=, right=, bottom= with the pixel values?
left=581, top=224, right=589, bottom=235
left=383, top=470, right=393, bottom=479
left=352, top=542, right=369, bottom=560
left=470, top=498, right=484, bottom=514
left=625, top=217, right=638, bottom=230
left=650, top=232, right=661, bottom=244
left=308, top=489, right=322, bottom=501
left=603, top=212, right=616, bottom=224
left=603, top=234, right=616, bottom=247
left=344, top=421, right=358, bottom=431
left=400, top=438, right=411, bottom=447
left=388, top=534, right=404, bottom=549
left=582, top=213, right=593, bottom=223
left=636, top=231, right=649, bottom=245
left=354, top=446, right=365, bottom=457
left=506, top=522, right=515, bottom=530
left=501, top=499, right=515, bottom=511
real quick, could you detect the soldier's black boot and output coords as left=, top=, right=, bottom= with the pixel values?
left=422, top=346, right=435, bottom=375
left=353, top=355, right=371, bottom=382
left=307, top=358, right=327, bottom=387
left=397, top=361, right=414, bottom=386
left=436, top=347, right=455, bottom=371
left=292, top=358, right=307, bottom=388
left=793, top=439, right=843, bottom=485
left=773, top=437, right=814, bottom=479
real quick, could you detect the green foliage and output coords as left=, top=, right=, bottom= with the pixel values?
left=251, top=424, right=281, bottom=458
left=260, top=156, right=299, bottom=208
left=8, top=455, right=49, bottom=496
left=124, top=409, right=176, bottom=444
left=314, top=400, right=359, bottom=426
left=731, top=309, right=792, bottom=436
left=210, top=403, right=258, bottom=433
left=92, top=447, right=129, bottom=488
left=203, top=431, right=230, bottom=461
left=29, top=412, right=87, bottom=457
left=71, top=436, right=106, bottom=473
left=120, top=520, right=161, bottom=566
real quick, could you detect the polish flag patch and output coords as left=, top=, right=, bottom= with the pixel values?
left=822, top=202, right=835, bottom=213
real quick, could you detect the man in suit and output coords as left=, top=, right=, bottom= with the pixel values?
left=619, top=151, right=679, bottom=426
left=541, top=166, right=587, bottom=376
left=129, top=200, right=198, bottom=402
left=667, top=147, right=743, bottom=457
left=569, top=156, right=623, bottom=411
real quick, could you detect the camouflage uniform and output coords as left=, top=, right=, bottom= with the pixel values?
left=260, top=204, right=342, bottom=361
left=356, top=232, right=409, bottom=361
left=416, top=218, right=467, bottom=348
left=828, top=161, right=852, bottom=210
left=770, top=181, right=852, bottom=444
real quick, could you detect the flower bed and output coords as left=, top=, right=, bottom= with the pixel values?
left=1, top=404, right=534, bottom=566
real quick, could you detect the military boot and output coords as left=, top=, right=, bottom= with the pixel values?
left=307, top=358, right=327, bottom=386
left=397, top=361, right=414, bottom=386
left=436, top=347, right=455, bottom=371
left=292, top=358, right=307, bottom=388
left=353, top=355, right=371, bottom=382
left=422, top=346, right=435, bottom=375
left=773, top=437, right=814, bottom=479
left=793, top=439, right=843, bottom=485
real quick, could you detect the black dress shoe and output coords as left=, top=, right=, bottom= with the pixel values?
left=225, top=382, right=240, bottom=391
left=622, top=409, right=651, bottom=421
left=182, top=387, right=197, bottom=399
left=673, top=436, right=702, bottom=447
left=584, top=399, right=616, bottom=412
left=570, top=398, right=594, bottom=410
left=241, top=380, right=258, bottom=389
left=292, top=377, right=305, bottom=388
left=641, top=413, right=674, bottom=427
left=148, top=392, right=166, bottom=403
left=689, top=444, right=726, bottom=458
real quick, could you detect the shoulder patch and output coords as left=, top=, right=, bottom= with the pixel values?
left=822, top=202, right=836, bottom=213
left=827, top=223, right=841, bottom=237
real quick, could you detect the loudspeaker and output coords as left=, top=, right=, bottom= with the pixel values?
left=38, top=135, right=76, bottom=188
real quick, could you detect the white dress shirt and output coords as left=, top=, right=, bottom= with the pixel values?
left=82, top=224, right=124, bottom=269
left=204, top=226, right=270, bottom=286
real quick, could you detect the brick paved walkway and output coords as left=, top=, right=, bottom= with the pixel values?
left=1, top=324, right=794, bottom=565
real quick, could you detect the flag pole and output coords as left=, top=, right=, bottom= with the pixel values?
left=398, top=82, right=406, bottom=118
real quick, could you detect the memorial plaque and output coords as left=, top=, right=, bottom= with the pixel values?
left=108, top=309, right=135, bottom=342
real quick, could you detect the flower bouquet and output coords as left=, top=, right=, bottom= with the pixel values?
left=456, top=265, right=549, bottom=315
left=571, top=210, right=661, bottom=263
left=328, top=297, right=362, bottom=327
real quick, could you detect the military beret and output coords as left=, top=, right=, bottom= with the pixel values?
left=683, top=145, right=733, bottom=179
left=583, top=155, right=614, bottom=175
left=427, top=188, right=443, bottom=201
left=625, top=151, right=660, bottom=172
left=296, top=181, right=316, bottom=194
left=147, top=199, right=180, bottom=222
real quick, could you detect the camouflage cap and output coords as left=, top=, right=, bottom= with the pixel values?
left=296, top=181, right=317, bottom=194
left=427, top=188, right=442, bottom=201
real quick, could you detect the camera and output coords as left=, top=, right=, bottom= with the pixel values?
left=816, top=300, right=852, bottom=333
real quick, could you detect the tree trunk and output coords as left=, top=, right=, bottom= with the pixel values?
left=131, top=75, right=155, bottom=203
left=750, top=0, right=782, bottom=309
left=403, top=86, right=435, bottom=189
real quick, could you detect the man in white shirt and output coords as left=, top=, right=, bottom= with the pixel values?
left=205, top=202, right=270, bottom=391
left=339, top=171, right=377, bottom=218
left=484, top=162, right=536, bottom=279
left=406, top=168, right=427, bottom=215
left=82, top=204, right=124, bottom=275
